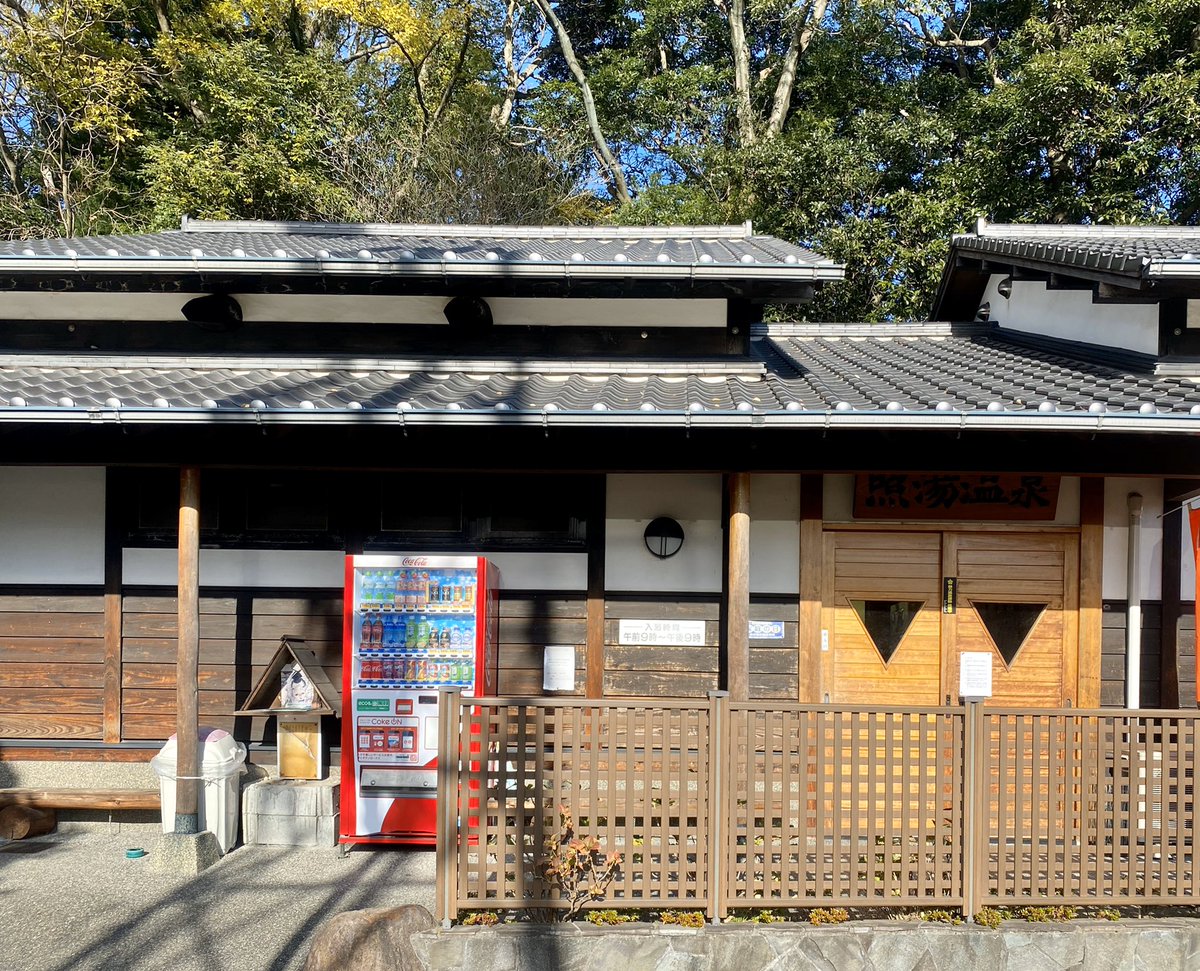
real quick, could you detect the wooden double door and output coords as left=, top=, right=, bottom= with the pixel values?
left=824, top=531, right=1079, bottom=707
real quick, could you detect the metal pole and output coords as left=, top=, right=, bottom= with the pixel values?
left=175, top=466, right=201, bottom=834
left=1126, top=493, right=1144, bottom=709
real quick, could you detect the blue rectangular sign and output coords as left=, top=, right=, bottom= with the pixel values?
left=748, top=620, right=785, bottom=640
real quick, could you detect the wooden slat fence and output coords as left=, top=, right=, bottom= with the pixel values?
left=437, top=696, right=712, bottom=917
left=980, top=709, right=1200, bottom=906
left=725, top=704, right=963, bottom=910
left=437, top=694, right=1200, bottom=921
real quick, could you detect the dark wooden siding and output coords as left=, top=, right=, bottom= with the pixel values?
left=120, top=589, right=343, bottom=741
left=1178, top=606, right=1197, bottom=708
left=1100, top=600, right=1162, bottom=708
left=0, top=590, right=107, bottom=739
left=603, top=594, right=798, bottom=699
left=495, top=592, right=587, bottom=695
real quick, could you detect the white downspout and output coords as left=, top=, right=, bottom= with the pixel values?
left=1126, top=493, right=1144, bottom=709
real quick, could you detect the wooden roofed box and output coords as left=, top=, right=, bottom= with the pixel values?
left=239, top=638, right=342, bottom=780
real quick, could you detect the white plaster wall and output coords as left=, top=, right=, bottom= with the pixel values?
left=488, top=298, right=726, bottom=328
left=823, top=474, right=1081, bottom=526
left=749, top=474, right=800, bottom=595
left=606, top=474, right=723, bottom=593
left=1102, top=478, right=1163, bottom=601
left=0, top=467, right=105, bottom=583
left=979, top=275, right=1158, bottom=355
left=123, top=548, right=344, bottom=587
left=0, top=291, right=726, bottom=328
left=122, top=548, right=585, bottom=591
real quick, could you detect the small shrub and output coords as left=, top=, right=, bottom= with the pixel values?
left=659, top=910, right=707, bottom=928
left=919, top=909, right=963, bottom=925
left=974, top=907, right=1006, bottom=930
left=1096, top=908, right=1121, bottom=921
left=540, top=806, right=623, bottom=921
left=461, top=911, right=500, bottom=926
left=587, top=909, right=638, bottom=926
left=1017, top=905, right=1077, bottom=922
left=749, top=909, right=784, bottom=924
left=809, top=908, right=849, bottom=926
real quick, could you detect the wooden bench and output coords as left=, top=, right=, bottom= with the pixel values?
left=0, top=788, right=161, bottom=840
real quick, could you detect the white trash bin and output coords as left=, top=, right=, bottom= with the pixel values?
left=151, top=726, right=247, bottom=854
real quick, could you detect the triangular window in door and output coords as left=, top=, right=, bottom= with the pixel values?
left=973, top=602, right=1047, bottom=667
left=849, top=600, right=924, bottom=665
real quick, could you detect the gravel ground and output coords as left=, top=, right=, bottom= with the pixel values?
left=0, top=831, right=436, bottom=971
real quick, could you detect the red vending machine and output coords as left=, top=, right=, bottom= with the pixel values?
left=339, top=554, right=499, bottom=847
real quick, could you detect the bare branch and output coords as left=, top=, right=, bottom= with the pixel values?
left=531, top=0, right=630, bottom=205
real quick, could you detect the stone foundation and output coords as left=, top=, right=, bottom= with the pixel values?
left=242, top=776, right=339, bottom=847
left=408, top=919, right=1200, bottom=971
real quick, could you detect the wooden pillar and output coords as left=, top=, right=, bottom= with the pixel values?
left=798, top=474, right=823, bottom=703
left=1078, top=477, right=1104, bottom=709
left=102, top=469, right=123, bottom=744
left=726, top=473, right=750, bottom=701
left=175, top=466, right=201, bottom=832
left=1161, top=479, right=1199, bottom=708
left=585, top=479, right=606, bottom=698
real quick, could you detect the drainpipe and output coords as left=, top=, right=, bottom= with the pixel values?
left=1126, top=493, right=1144, bottom=709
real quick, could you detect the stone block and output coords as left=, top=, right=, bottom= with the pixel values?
left=316, top=813, right=340, bottom=847
left=152, top=830, right=221, bottom=875
left=247, top=813, right=320, bottom=846
left=301, top=905, right=435, bottom=971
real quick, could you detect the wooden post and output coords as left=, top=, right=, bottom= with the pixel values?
left=798, top=474, right=823, bottom=702
left=175, top=466, right=201, bottom=833
left=706, top=690, right=730, bottom=922
left=726, top=473, right=750, bottom=701
left=1161, top=479, right=1198, bottom=708
left=1078, top=478, right=1104, bottom=709
left=585, top=480, right=606, bottom=698
left=102, top=469, right=123, bottom=744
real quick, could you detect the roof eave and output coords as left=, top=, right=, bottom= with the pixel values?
left=0, top=257, right=846, bottom=284
left=3, top=407, right=1196, bottom=434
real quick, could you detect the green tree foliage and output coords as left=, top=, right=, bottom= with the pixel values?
left=2, top=0, right=1199, bottom=319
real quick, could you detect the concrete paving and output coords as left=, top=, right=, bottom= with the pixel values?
left=0, top=831, right=436, bottom=971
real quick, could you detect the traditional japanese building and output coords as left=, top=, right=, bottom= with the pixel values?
left=0, top=218, right=1197, bottom=772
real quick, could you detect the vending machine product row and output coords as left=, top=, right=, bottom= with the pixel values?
left=339, top=554, right=499, bottom=847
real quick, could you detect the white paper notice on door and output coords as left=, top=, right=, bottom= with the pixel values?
left=543, top=644, right=576, bottom=692
left=959, top=651, right=993, bottom=699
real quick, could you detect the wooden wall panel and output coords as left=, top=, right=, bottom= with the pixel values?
left=495, top=592, right=587, bottom=695
left=0, top=588, right=106, bottom=740
left=598, top=595, right=798, bottom=699
left=120, top=588, right=343, bottom=743
left=1100, top=600, right=1163, bottom=708
left=604, top=595, right=720, bottom=697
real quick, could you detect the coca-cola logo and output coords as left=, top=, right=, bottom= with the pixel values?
left=402, top=556, right=429, bottom=567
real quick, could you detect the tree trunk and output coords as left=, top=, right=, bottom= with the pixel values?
left=728, top=0, right=756, bottom=146
left=766, top=0, right=828, bottom=139
left=533, top=0, right=630, bottom=205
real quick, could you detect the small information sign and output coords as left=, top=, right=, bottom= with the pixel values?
left=618, top=619, right=707, bottom=646
left=543, top=645, right=576, bottom=692
left=959, top=652, right=993, bottom=700
left=749, top=620, right=785, bottom=640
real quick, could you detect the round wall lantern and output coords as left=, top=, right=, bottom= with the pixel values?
left=644, top=517, right=685, bottom=559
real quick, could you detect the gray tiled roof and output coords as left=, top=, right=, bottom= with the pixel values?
left=0, top=220, right=840, bottom=280
left=950, top=220, right=1200, bottom=279
left=3, top=324, right=1199, bottom=428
